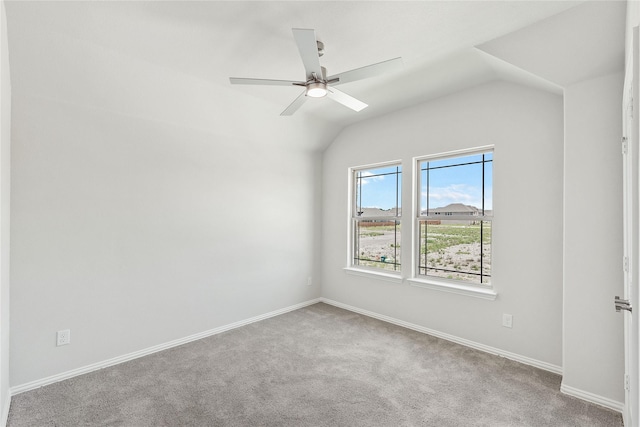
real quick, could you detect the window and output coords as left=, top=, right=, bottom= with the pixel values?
left=350, top=163, right=402, bottom=273
left=416, top=148, right=493, bottom=285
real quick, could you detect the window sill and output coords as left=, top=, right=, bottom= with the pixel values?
left=407, top=277, right=497, bottom=300
left=343, top=267, right=404, bottom=284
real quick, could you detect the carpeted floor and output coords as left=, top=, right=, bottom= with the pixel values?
left=7, top=303, right=623, bottom=426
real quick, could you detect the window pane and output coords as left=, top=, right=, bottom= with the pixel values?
left=353, top=220, right=401, bottom=272
left=419, top=153, right=491, bottom=215
left=418, top=220, right=491, bottom=284
left=355, top=165, right=401, bottom=217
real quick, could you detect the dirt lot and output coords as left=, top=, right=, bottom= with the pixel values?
left=356, top=223, right=491, bottom=282
left=421, top=242, right=491, bottom=283
left=356, top=227, right=401, bottom=271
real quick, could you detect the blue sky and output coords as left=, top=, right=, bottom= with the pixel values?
left=356, top=165, right=402, bottom=211
left=356, top=153, right=493, bottom=211
left=421, top=153, right=493, bottom=211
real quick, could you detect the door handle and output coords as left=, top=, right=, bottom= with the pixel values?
left=615, top=296, right=632, bottom=313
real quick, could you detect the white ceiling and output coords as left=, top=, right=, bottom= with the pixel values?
left=4, top=1, right=626, bottom=151
left=479, top=0, right=626, bottom=87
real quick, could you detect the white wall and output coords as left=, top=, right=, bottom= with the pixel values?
left=9, top=93, right=323, bottom=386
left=4, top=0, right=335, bottom=390
left=626, top=0, right=639, bottom=62
left=322, top=81, right=564, bottom=368
left=0, top=0, right=11, bottom=422
left=562, top=71, right=625, bottom=405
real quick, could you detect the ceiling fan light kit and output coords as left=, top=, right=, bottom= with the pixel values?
left=306, top=81, right=327, bottom=98
left=229, top=28, right=402, bottom=116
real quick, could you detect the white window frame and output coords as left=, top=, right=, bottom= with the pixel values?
left=344, top=160, right=403, bottom=283
left=408, top=146, right=497, bottom=300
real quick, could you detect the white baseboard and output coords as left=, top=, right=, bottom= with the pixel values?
left=1, top=392, right=9, bottom=427
left=11, top=298, right=322, bottom=396
left=319, top=298, right=563, bottom=375
left=560, top=383, right=624, bottom=413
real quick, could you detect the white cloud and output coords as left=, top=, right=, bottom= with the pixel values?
left=424, top=184, right=491, bottom=209
left=359, top=171, right=385, bottom=186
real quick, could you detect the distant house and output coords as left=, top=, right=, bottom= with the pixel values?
left=355, top=207, right=401, bottom=227
left=421, top=203, right=491, bottom=224
left=428, top=203, right=480, bottom=216
left=356, top=207, right=402, bottom=217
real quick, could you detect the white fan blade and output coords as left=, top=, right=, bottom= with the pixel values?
left=281, top=90, right=308, bottom=116
left=292, top=28, right=323, bottom=81
left=327, top=87, right=367, bottom=112
left=230, top=77, right=302, bottom=86
left=327, top=57, right=403, bottom=86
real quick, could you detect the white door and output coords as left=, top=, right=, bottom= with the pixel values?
left=621, top=26, right=640, bottom=427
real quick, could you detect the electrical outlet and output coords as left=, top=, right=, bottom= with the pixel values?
left=57, top=329, right=71, bottom=346
left=502, top=314, right=513, bottom=328
left=307, top=277, right=312, bottom=286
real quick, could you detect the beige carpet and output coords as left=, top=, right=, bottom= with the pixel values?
left=7, top=303, right=623, bottom=426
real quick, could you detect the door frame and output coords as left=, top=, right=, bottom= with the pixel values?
left=621, top=26, right=639, bottom=427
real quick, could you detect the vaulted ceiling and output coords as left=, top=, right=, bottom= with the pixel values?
left=4, top=1, right=626, bottom=151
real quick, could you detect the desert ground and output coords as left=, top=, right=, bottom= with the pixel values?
left=357, top=223, right=491, bottom=283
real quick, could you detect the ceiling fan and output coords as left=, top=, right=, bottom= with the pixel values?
left=229, top=28, right=403, bottom=116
